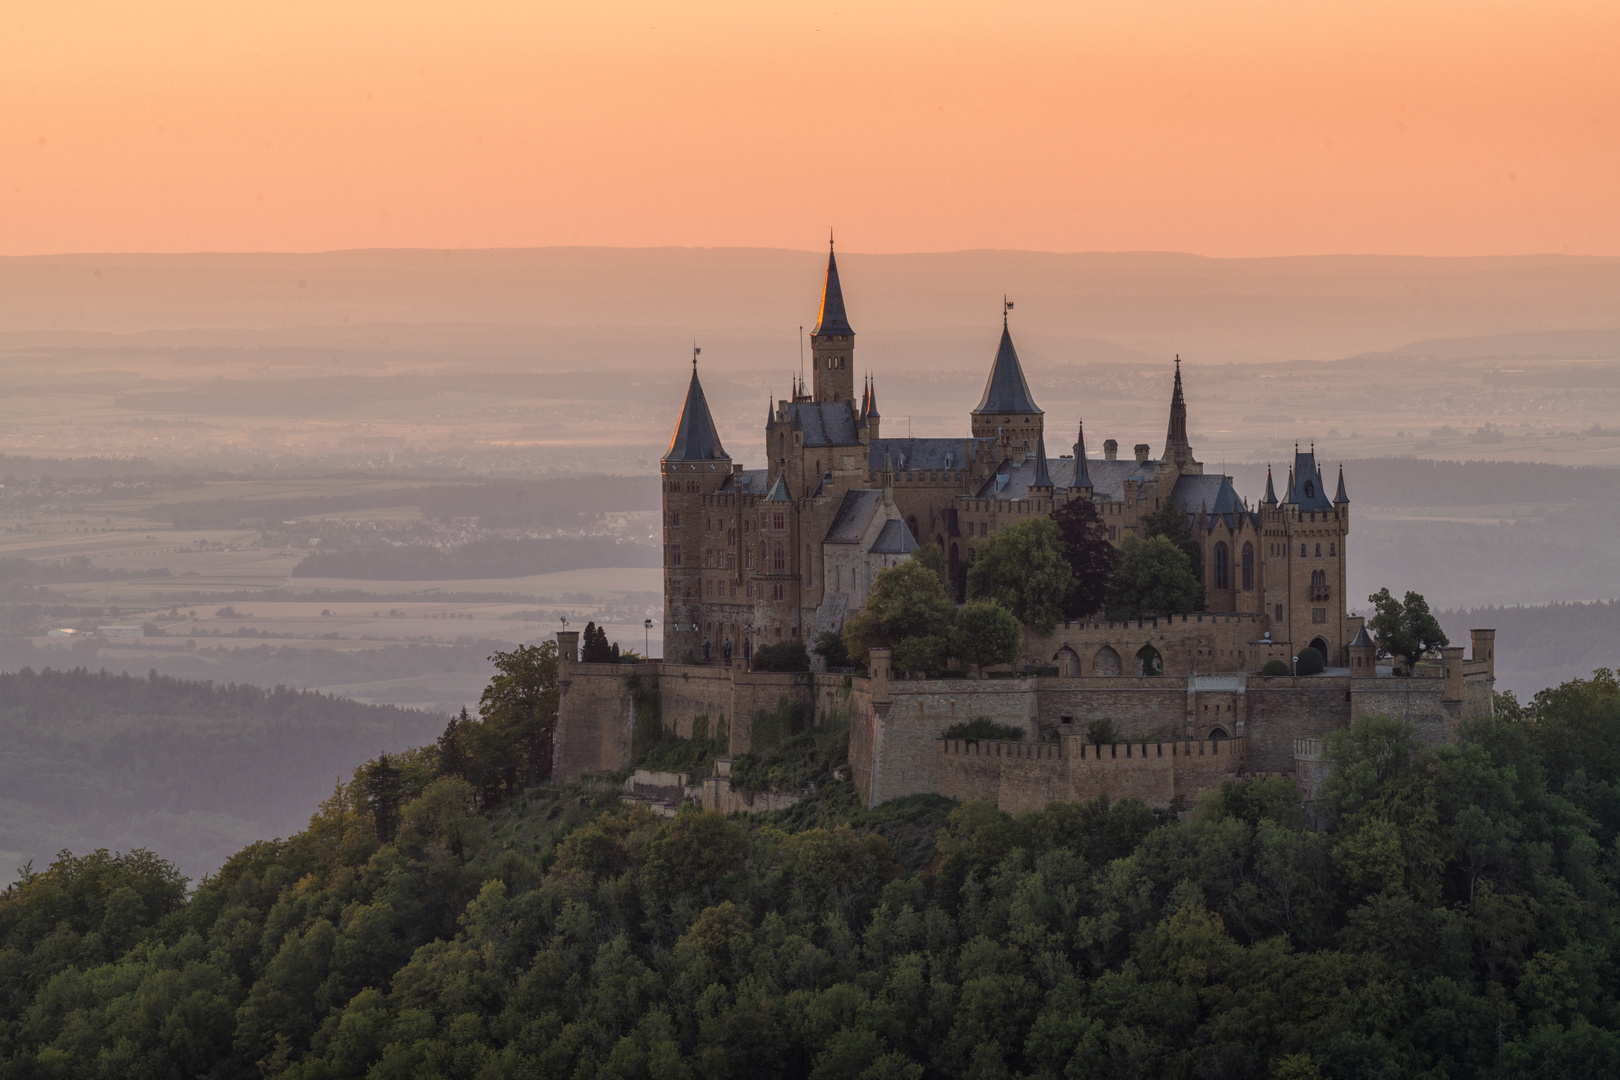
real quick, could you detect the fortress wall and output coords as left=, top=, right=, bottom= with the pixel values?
left=1243, top=679, right=1353, bottom=773
left=862, top=677, right=1040, bottom=805
left=1033, top=680, right=1188, bottom=738
left=1025, top=613, right=1267, bottom=677
left=553, top=662, right=637, bottom=782
left=1348, top=678, right=1454, bottom=745
left=728, top=671, right=818, bottom=755
left=936, top=736, right=1246, bottom=813
left=1462, top=668, right=1495, bottom=721
left=936, top=739, right=1067, bottom=813
left=849, top=676, right=878, bottom=804
left=653, top=663, right=736, bottom=739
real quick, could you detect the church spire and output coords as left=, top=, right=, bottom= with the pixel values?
left=1335, top=464, right=1349, bottom=504
left=1164, top=354, right=1191, bottom=464
left=1072, top=418, right=1092, bottom=489
left=812, top=238, right=854, bottom=337
left=1262, top=465, right=1278, bottom=505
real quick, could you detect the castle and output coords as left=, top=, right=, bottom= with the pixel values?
left=553, top=247, right=1497, bottom=814
left=663, top=243, right=1355, bottom=674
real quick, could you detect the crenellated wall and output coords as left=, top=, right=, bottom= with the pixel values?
left=936, top=735, right=1245, bottom=812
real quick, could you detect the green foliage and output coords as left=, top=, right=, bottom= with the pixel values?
left=438, top=640, right=560, bottom=804
left=811, top=627, right=852, bottom=669
left=1294, top=645, right=1325, bottom=676
left=1051, top=496, right=1117, bottom=619
left=637, top=713, right=730, bottom=775
left=1139, top=499, right=1204, bottom=582
left=731, top=708, right=849, bottom=797
left=580, top=620, right=619, bottom=662
left=11, top=672, right=1620, bottom=1079
left=1367, top=587, right=1449, bottom=672
left=965, top=516, right=1074, bottom=634
left=1106, top=532, right=1204, bottom=619
left=842, top=556, right=956, bottom=669
left=752, top=638, right=811, bottom=672
left=1084, top=716, right=1120, bottom=746
left=941, top=717, right=1025, bottom=742
left=1260, top=658, right=1291, bottom=676
left=953, top=600, right=1022, bottom=673
left=747, top=695, right=807, bottom=752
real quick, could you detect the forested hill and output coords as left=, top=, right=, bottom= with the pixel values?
left=0, top=668, right=444, bottom=880
left=5, top=673, right=1620, bottom=1078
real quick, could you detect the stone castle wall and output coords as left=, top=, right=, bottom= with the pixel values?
left=936, top=736, right=1245, bottom=813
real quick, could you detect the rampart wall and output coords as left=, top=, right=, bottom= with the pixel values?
left=935, top=736, right=1245, bottom=813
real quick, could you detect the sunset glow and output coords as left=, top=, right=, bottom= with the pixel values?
left=2, top=0, right=1616, bottom=256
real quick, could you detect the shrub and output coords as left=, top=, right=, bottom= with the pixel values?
left=1260, top=659, right=1291, bottom=677
left=1084, top=717, right=1120, bottom=746
left=752, top=639, right=810, bottom=672
left=941, top=718, right=1025, bottom=743
left=1295, top=646, right=1325, bottom=676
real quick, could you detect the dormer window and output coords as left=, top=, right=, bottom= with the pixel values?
left=1304, top=479, right=1315, bottom=498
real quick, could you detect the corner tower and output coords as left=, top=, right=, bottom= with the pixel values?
left=970, top=310, right=1043, bottom=452
left=661, top=358, right=731, bottom=662
left=810, top=239, right=856, bottom=404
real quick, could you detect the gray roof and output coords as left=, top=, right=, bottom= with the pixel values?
left=1350, top=624, right=1375, bottom=648
left=1081, top=456, right=1160, bottom=501
left=870, top=519, right=920, bottom=555
left=1072, top=422, right=1092, bottom=487
left=811, top=247, right=854, bottom=336
left=664, top=368, right=726, bottom=462
left=1031, top=434, right=1053, bottom=488
left=1286, top=450, right=1334, bottom=510
left=787, top=400, right=860, bottom=447
left=766, top=474, right=793, bottom=502
left=1171, top=474, right=1242, bottom=516
left=973, top=322, right=1042, bottom=416
left=718, top=468, right=769, bottom=495
left=1334, top=466, right=1349, bottom=504
left=868, top=437, right=986, bottom=472
left=824, top=489, right=884, bottom=543
left=1262, top=467, right=1278, bottom=504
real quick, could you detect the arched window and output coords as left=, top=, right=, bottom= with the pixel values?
left=1300, top=543, right=1307, bottom=558
left=1214, top=542, right=1230, bottom=589
left=1135, top=643, right=1164, bottom=677
left=1315, top=543, right=1322, bottom=557
left=773, top=543, right=785, bottom=573
left=1093, top=646, right=1122, bottom=676
left=1329, top=542, right=1336, bottom=556
left=1241, top=542, right=1254, bottom=590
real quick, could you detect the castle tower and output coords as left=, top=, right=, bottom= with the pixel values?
left=1271, top=446, right=1350, bottom=665
left=970, top=311, right=1043, bottom=452
left=1162, top=356, right=1200, bottom=475
left=810, top=240, right=856, bottom=404
left=661, top=360, right=731, bottom=662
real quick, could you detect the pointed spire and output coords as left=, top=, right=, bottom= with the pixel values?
left=1335, top=464, right=1349, bottom=504
left=866, top=375, right=880, bottom=419
left=1285, top=467, right=1296, bottom=503
left=665, top=366, right=726, bottom=462
left=1072, top=419, right=1092, bottom=488
left=860, top=376, right=871, bottom=419
left=811, top=238, right=854, bottom=337
left=973, top=320, right=1042, bottom=415
left=1032, top=433, right=1053, bottom=490
left=1262, top=465, right=1278, bottom=505
left=1164, top=354, right=1190, bottom=457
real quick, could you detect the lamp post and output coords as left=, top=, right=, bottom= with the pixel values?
left=643, top=618, right=652, bottom=658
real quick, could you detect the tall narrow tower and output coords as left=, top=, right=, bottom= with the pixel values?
left=970, top=310, right=1043, bottom=452
left=810, top=239, right=856, bottom=404
left=661, top=359, right=730, bottom=662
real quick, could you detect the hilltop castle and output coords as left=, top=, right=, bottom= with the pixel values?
left=663, top=243, right=1353, bottom=673
left=550, top=246, right=1497, bottom=815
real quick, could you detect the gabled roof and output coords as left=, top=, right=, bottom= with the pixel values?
left=785, top=400, right=860, bottom=447
left=1286, top=449, right=1334, bottom=510
left=1170, top=474, right=1242, bottom=517
left=870, top=519, right=919, bottom=555
left=972, top=321, right=1042, bottom=416
left=811, top=246, right=854, bottom=336
left=665, top=368, right=726, bottom=462
left=824, top=489, right=885, bottom=543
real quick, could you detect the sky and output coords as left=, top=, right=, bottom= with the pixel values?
left=1, top=1, right=1616, bottom=257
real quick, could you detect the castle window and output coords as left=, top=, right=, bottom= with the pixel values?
left=773, top=512, right=785, bottom=530
left=980, top=522, right=988, bottom=538
left=1242, top=542, right=1254, bottom=590
left=670, top=511, right=680, bottom=527
left=805, top=544, right=812, bottom=583
left=704, top=551, right=713, bottom=567
left=745, top=549, right=754, bottom=569
left=1315, top=543, right=1321, bottom=557
left=1329, top=542, right=1336, bottom=556
left=671, top=546, right=681, bottom=566
left=1275, top=604, right=1284, bottom=622
left=773, top=543, right=785, bottom=572
left=1300, top=543, right=1307, bottom=558
left=705, top=582, right=713, bottom=597
left=1214, top=542, right=1230, bottom=590
left=772, top=583, right=785, bottom=600
left=1310, top=568, right=1330, bottom=601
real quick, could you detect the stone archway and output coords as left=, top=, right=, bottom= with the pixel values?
left=1209, top=727, right=1229, bottom=743
left=1092, top=646, right=1122, bottom=676
left=1308, top=636, right=1330, bottom=661
left=1135, top=643, right=1163, bottom=677
left=1055, top=646, right=1082, bottom=678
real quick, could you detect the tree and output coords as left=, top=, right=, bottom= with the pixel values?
left=360, top=752, right=404, bottom=842
left=965, top=517, right=1074, bottom=634
left=1140, top=500, right=1203, bottom=584
left=811, top=627, right=852, bottom=669
left=953, top=601, right=1022, bottom=674
left=1051, top=497, right=1116, bottom=619
left=1366, top=588, right=1448, bottom=674
left=436, top=708, right=471, bottom=778
left=752, top=639, right=810, bottom=672
left=1105, top=533, right=1202, bottom=620
left=843, top=556, right=957, bottom=668
left=478, top=641, right=560, bottom=789
left=580, top=621, right=616, bottom=663
left=1295, top=645, right=1325, bottom=676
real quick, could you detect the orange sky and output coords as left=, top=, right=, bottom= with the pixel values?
left=2, top=1, right=1615, bottom=257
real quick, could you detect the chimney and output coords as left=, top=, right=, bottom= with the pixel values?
left=1134, top=443, right=1150, bottom=464
left=1103, top=439, right=1118, bottom=460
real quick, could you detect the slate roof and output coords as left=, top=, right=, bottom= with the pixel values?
left=1350, top=624, right=1375, bottom=648
left=812, top=247, right=854, bottom=336
left=786, top=400, right=860, bottom=447
left=718, top=469, right=768, bottom=495
left=1031, top=434, right=1053, bottom=488
left=664, top=368, right=726, bottom=462
left=1170, top=473, right=1259, bottom=533
left=973, top=322, right=1042, bottom=416
left=766, top=475, right=793, bottom=502
left=1262, top=467, right=1278, bottom=504
left=824, top=489, right=885, bottom=543
left=1072, top=422, right=1093, bottom=488
left=867, top=437, right=985, bottom=472
left=1080, top=457, right=1160, bottom=501
left=1286, top=450, right=1334, bottom=510
left=870, top=519, right=920, bottom=555
left=1334, top=466, right=1349, bottom=504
